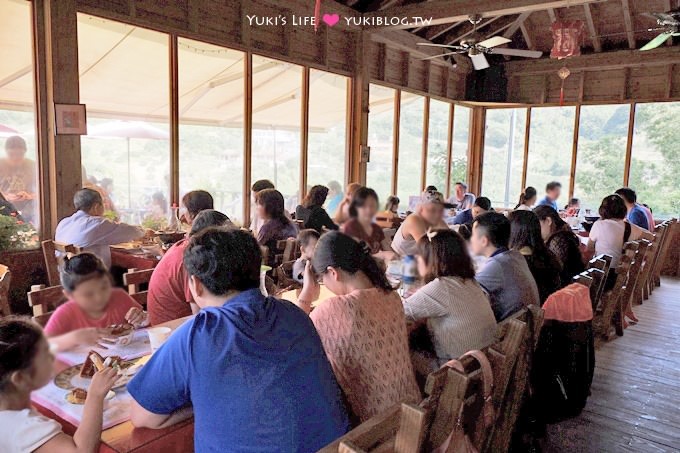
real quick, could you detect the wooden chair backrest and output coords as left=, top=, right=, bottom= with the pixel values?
left=652, top=220, right=675, bottom=285
left=123, top=268, right=154, bottom=307
left=260, top=246, right=270, bottom=266
left=276, top=238, right=299, bottom=263
left=633, top=239, right=655, bottom=303
left=0, top=265, right=12, bottom=317
left=273, top=261, right=302, bottom=292
left=41, top=240, right=80, bottom=287
left=596, top=254, right=633, bottom=339
left=585, top=268, right=606, bottom=311
left=589, top=255, right=610, bottom=308
left=620, top=240, right=648, bottom=309
left=573, top=272, right=594, bottom=288
left=27, top=284, right=67, bottom=326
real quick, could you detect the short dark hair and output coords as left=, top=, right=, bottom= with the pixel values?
left=598, top=194, right=627, bottom=220
left=568, top=197, right=580, bottom=207
left=4, top=135, right=26, bottom=151
left=190, top=209, right=232, bottom=236
left=251, top=179, right=275, bottom=193
left=313, top=231, right=392, bottom=292
left=0, top=316, right=44, bottom=392
left=546, top=181, right=562, bottom=192
left=474, top=196, right=491, bottom=211
left=183, top=227, right=261, bottom=296
left=615, top=188, right=637, bottom=204
left=60, top=253, right=111, bottom=291
left=303, top=185, right=329, bottom=208
left=473, top=212, right=511, bottom=249
left=417, top=229, right=475, bottom=282
left=74, top=188, right=103, bottom=212
left=298, top=228, right=320, bottom=248
left=256, top=189, right=290, bottom=225
left=425, top=185, right=438, bottom=192
left=182, top=190, right=214, bottom=218
left=454, top=182, right=468, bottom=191
left=349, top=187, right=379, bottom=218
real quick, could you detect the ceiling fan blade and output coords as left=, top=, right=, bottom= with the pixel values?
left=419, top=51, right=465, bottom=61
left=470, top=53, right=490, bottom=70
left=416, top=42, right=460, bottom=49
left=491, top=48, right=543, bottom=58
left=640, top=32, right=673, bottom=50
left=647, top=12, right=680, bottom=25
left=478, top=36, right=512, bottom=49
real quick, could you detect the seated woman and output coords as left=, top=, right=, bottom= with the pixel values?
left=256, top=189, right=298, bottom=265
left=296, top=231, right=420, bottom=424
left=392, top=190, right=448, bottom=257
left=341, top=187, right=396, bottom=262
left=565, top=197, right=581, bottom=216
left=44, top=253, right=148, bottom=351
left=403, top=229, right=496, bottom=365
left=509, top=210, right=562, bottom=305
left=0, top=317, right=119, bottom=453
left=147, top=209, right=232, bottom=326
left=515, top=186, right=537, bottom=211
left=295, top=185, right=338, bottom=233
left=534, top=205, right=585, bottom=287
left=380, top=195, right=400, bottom=218
left=333, top=182, right=362, bottom=225
left=292, top=229, right=320, bottom=283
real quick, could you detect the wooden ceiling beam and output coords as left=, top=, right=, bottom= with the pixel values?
left=425, top=20, right=466, bottom=41
left=520, top=21, right=534, bottom=49
left=483, top=16, right=522, bottom=39
left=664, top=0, right=673, bottom=46
left=621, top=0, right=636, bottom=49
left=444, top=16, right=502, bottom=45
left=364, top=0, right=608, bottom=29
left=503, top=11, right=531, bottom=39
left=371, top=28, right=472, bottom=70
left=583, top=4, right=602, bottom=52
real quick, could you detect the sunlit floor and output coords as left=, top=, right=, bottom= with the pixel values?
left=544, top=277, right=680, bottom=452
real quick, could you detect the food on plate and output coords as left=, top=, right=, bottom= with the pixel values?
left=79, top=350, right=104, bottom=377
left=65, top=387, right=88, bottom=405
left=108, top=323, right=134, bottom=337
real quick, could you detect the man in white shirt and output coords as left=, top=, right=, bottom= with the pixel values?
left=447, top=182, right=476, bottom=211
left=56, top=188, right=148, bottom=268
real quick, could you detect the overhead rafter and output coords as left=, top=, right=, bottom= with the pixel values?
left=364, top=0, right=608, bottom=29
left=664, top=0, right=673, bottom=46
left=503, top=11, right=531, bottom=39
left=443, top=16, right=502, bottom=45
left=583, top=4, right=602, bottom=52
left=520, top=21, right=534, bottom=49
left=483, top=15, right=523, bottom=39
left=425, top=20, right=466, bottom=41
left=621, top=0, right=636, bottom=49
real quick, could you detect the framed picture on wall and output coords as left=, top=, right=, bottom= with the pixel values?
left=54, top=103, right=87, bottom=135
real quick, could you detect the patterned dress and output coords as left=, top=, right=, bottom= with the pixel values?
left=310, top=288, right=421, bottom=424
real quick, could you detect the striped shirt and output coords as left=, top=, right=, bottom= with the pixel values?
left=403, top=277, right=497, bottom=363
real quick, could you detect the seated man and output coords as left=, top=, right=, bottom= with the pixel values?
left=147, top=209, right=232, bottom=326
left=615, top=187, right=651, bottom=231
left=128, top=227, right=350, bottom=452
left=538, top=181, right=562, bottom=211
left=181, top=190, right=214, bottom=226
left=469, top=212, right=539, bottom=321
left=391, top=189, right=448, bottom=257
left=446, top=181, right=476, bottom=211
left=55, top=188, right=147, bottom=268
left=450, top=196, right=491, bottom=226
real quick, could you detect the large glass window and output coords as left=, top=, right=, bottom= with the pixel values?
left=526, top=106, right=576, bottom=209
left=307, top=69, right=348, bottom=214
left=0, top=0, right=40, bottom=248
left=251, top=55, right=302, bottom=214
left=425, top=99, right=450, bottom=193
left=574, top=104, right=630, bottom=210
left=366, top=84, right=396, bottom=206
left=396, top=92, right=425, bottom=209
left=482, top=109, right=527, bottom=208
left=449, top=105, right=471, bottom=196
left=78, top=15, right=171, bottom=226
left=178, top=38, right=244, bottom=225
left=630, top=102, right=680, bottom=218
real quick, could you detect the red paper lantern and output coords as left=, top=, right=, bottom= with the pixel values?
left=551, top=21, right=585, bottom=59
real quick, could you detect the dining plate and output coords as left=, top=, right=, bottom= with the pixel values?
left=54, top=360, right=137, bottom=391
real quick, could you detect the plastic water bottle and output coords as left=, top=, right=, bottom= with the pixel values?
left=401, top=255, right=417, bottom=284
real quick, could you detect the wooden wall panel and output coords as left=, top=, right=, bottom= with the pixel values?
left=545, top=72, right=580, bottom=103
left=193, top=1, right=242, bottom=42
left=383, top=47, right=404, bottom=86
left=407, top=56, right=427, bottom=92
left=583, top=70, right=626, bottom=102
left=327, top=27, right=354, bottom=73
left=629, top=65, right=669, bottom=100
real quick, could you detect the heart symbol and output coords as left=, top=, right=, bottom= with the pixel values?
left=322, top=13, right=340, bottom=27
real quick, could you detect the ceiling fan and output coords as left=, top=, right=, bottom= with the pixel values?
left=640, top=9, right=680, bottom=50
left=416, top=15, right=543, bottom=70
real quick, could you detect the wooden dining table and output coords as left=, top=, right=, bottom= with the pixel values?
left=34, top=316, right=195, bottom=453
left=110, top=245, right=161, bottom=271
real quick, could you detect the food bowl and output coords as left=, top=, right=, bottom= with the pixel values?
left=155, top=231, right=186, bottom=246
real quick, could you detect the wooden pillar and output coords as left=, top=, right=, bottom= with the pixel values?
left=300, top=67, right=310, bottom=199
left=444, top=104, right=454, bottom=199
left=623, top=102, right=636, bottom=186
left=243, top=52, right=253, bottom=223
left=467, top=107, right=486, bottom=196
left=34, top=0, right=81, bottom=238
left=169, top=35, right=180, bottom=206
left=420, top=97, right=430, bottom=191
left=348, top=32, right=369, bottom=185
left=520, top=108, right=531, bottom=189
left=568, top=104, right=581, bottom=200
left=391, top=90, right=402, bottom=196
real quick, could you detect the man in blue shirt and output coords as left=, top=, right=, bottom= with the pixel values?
left=615, top=187, right=650, bottom=231
left=537, top=181, right=562, bottom=211
left=128, top=228, right=349, bottom=452
left=450, top=196, right=491, bottom=226
left=469, top=212, right=539, bottom=321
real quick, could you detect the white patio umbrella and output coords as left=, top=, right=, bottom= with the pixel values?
left=86, top=121, right=169, bottom=208
left=0, top=124, right=19, bottom=138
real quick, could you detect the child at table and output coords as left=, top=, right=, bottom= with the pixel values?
left=0, top=316, right=119, bottom=453
left=45, top=253, right=148, bottom=352
left=292, top=229, right=320, bottom=283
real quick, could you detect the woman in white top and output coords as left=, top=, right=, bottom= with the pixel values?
left=403, top=229, right=497, bottom=366
left=391, top=190, right=449, bottom=257
left=0, top=317, right=119, bottom=453
left=514, top=186, right=537, bottom=211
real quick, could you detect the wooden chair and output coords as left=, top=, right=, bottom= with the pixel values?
left=644, top=224, right=666, bottom=297
left=41, top=240, right=81, bottom=287
left=588, top=254, right=611, bottom=310
left=0, top=265, right=12, bottom=317
left=273, top=261, right=302, bottom=292
left=572, top=272, right=594, bottom=289
left=594, top=254, right=633, bottom=340
left=585, top=268, right=606, bottom=312
left=651, top=219, right=676, bottom=288
left=275, top=238, right=299, bottom=264
left=619, top=240, right=648, bottom=314
left=632, top=239, right=654, bottom=305
left=123, top=268, right=154, bottom=307
left=27, top=284, right=68, bottom=326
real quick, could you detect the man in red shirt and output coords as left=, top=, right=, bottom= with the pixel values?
left=147, top=210, right=232, bottom=325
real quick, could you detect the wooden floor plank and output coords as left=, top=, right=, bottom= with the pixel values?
left=545, top=277, right=680, bottom=453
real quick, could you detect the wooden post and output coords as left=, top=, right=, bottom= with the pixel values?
left=520, top=107, right=531, bottom=189
left=420, top=97, right=430, bottom=191
left=468, top=107, right=486, bottom=196
left=391, top=90, right=402, bottom=196
left=300, top=67, right=310, bottom=200
left=169, top=35, right=180, bottom=206
left=348, top=32, right=369, bottom=186
left=623, top=102, right=636, bottom=186
left=568, top=104, right=581, bottom=200
left=444, top=104, right=454, bottom=199
left=34, top=0, right=81, bottom=238
left=243, top=52, right=253, bottom=224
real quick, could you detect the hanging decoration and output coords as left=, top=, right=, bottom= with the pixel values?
left=314, top=0, right=321, bottom=32
left=557, top=66, right=571, bottom=106
left=551, top=20, right=585, bottom=59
